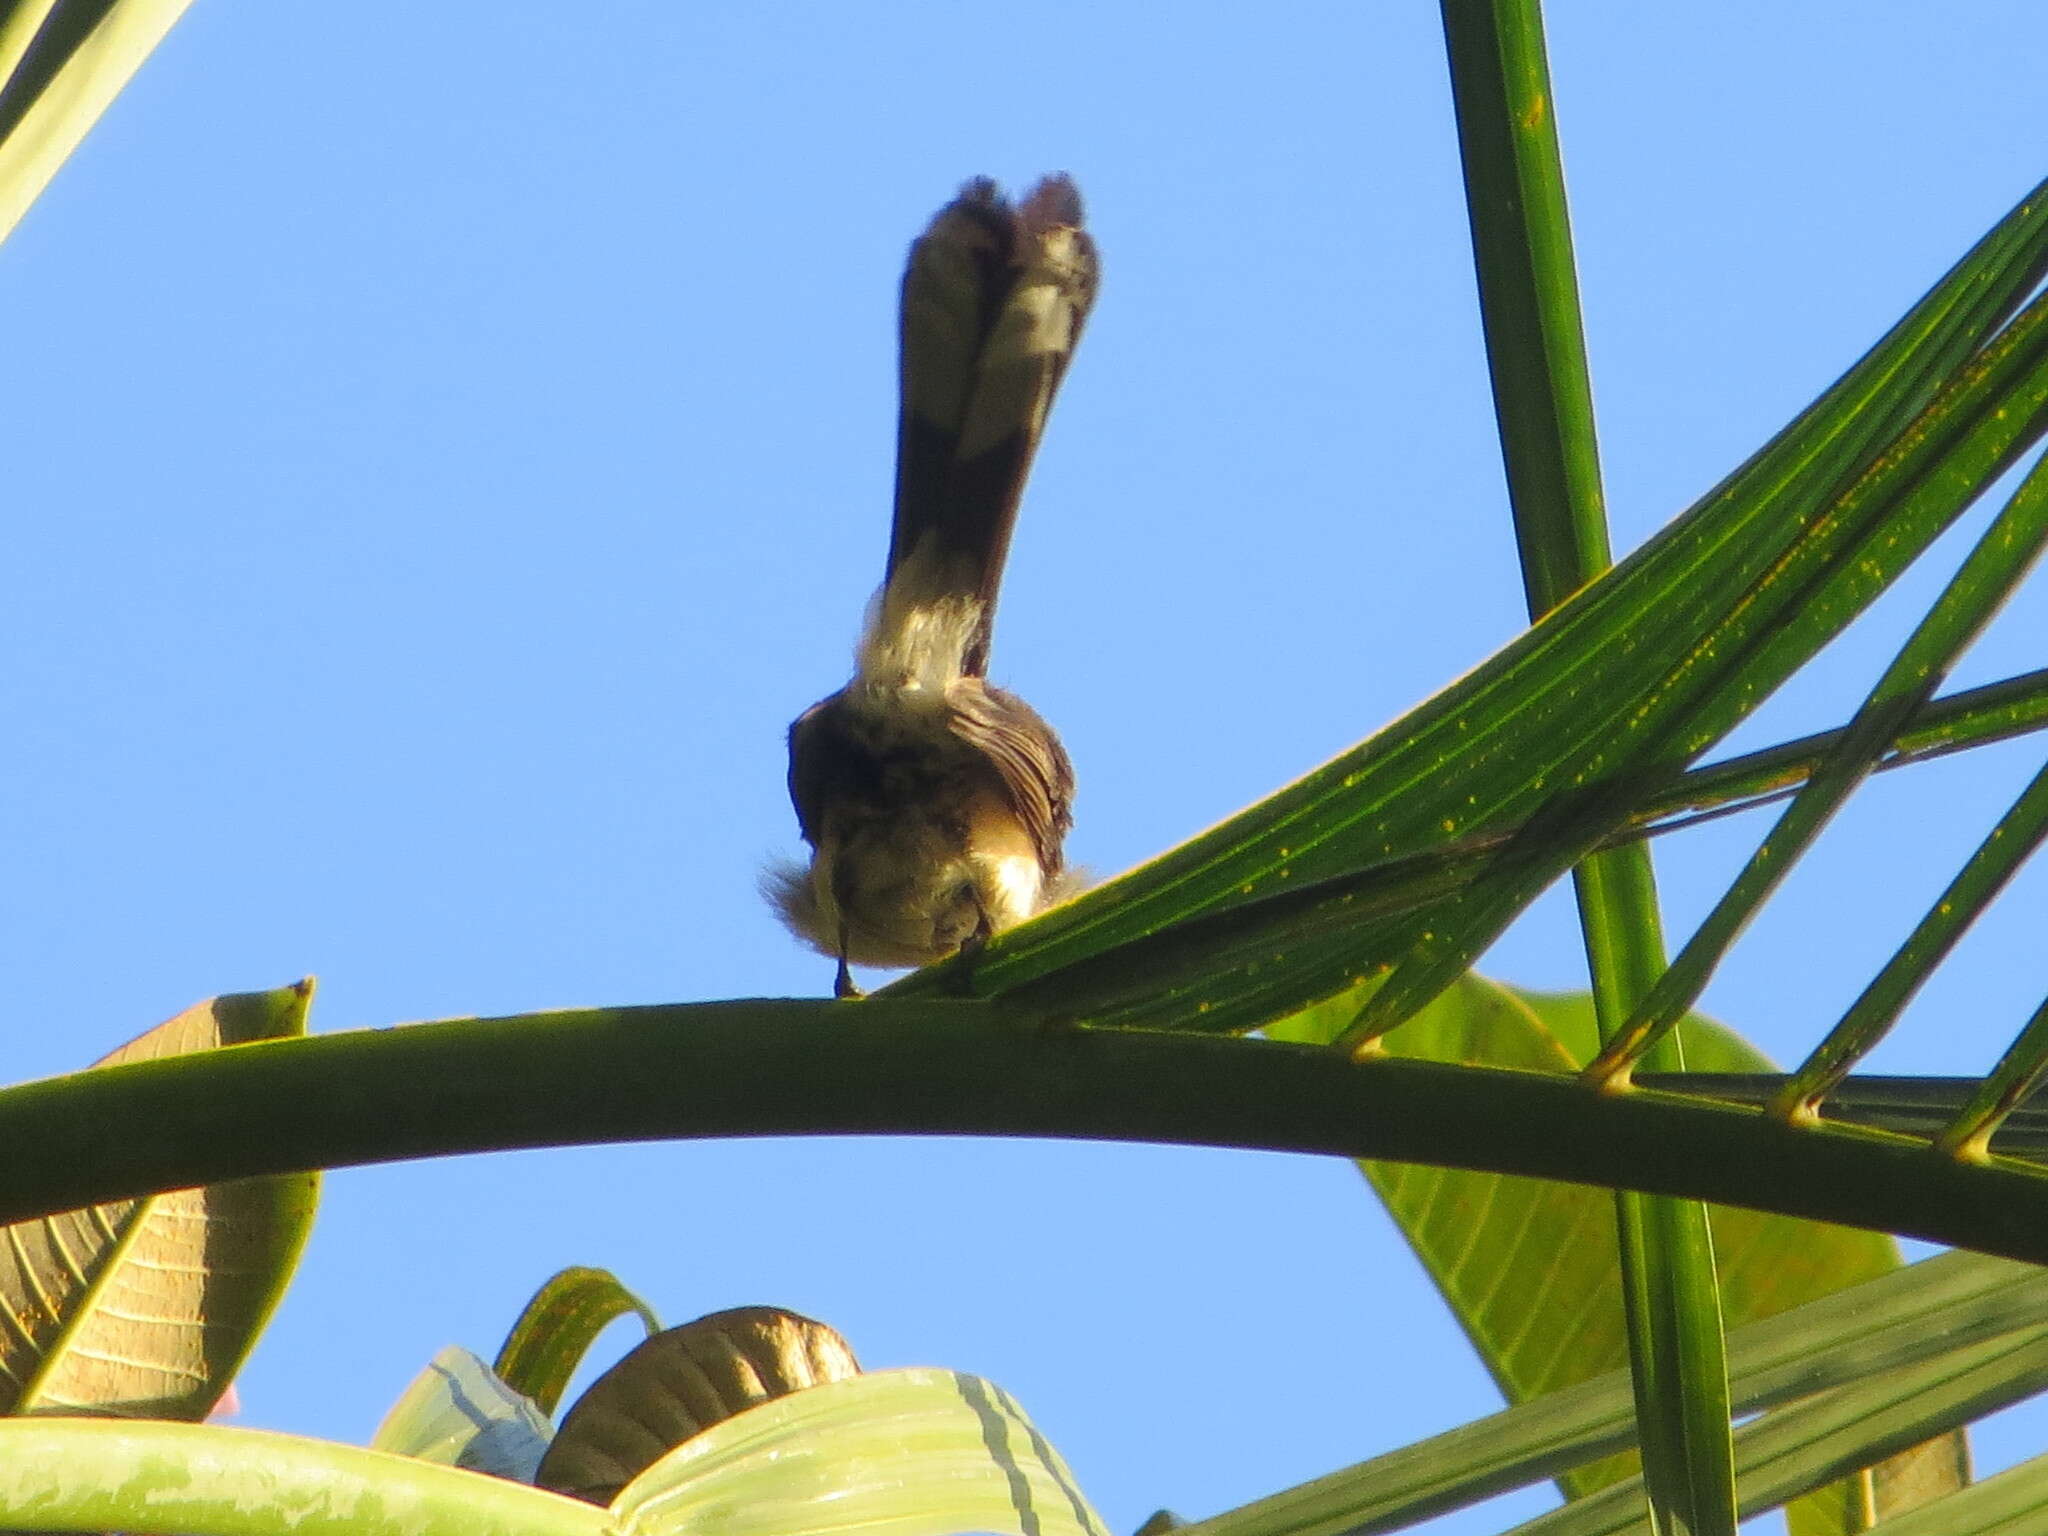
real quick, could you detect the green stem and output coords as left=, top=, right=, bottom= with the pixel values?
left=1439, top=0, right=1732, bottom=1526
left=4, top=1003, right=2048, bottom=1258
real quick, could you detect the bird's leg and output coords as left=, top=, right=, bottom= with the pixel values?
left=947, top=888, right=996, bottom=996
left=834, top=919, right=864, bottom=1000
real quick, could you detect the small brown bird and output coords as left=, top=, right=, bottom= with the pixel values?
left=770, top=176, right=1098, bottom=997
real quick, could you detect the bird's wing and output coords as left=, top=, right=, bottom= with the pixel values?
left=785, top=694, right=865, bottom=845
left=948, top=678, right=1075, bottom=874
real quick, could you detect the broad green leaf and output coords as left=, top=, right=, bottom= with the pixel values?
left=1270, top=976, right=1928, bottom=1533
left=371, top=1344, right=552, bottom=1483
left=1178, top=1249, right=2045, bottom=1536
left=0, top=0, right=195, bottom=245
left=0, top=1418, right=601, bottom=1535
left=609, top=1366, right=1109, bottom=1536
left=494, top=1266, right=662, bottom=1417
left=0, top=1361, right=1099, bottom=1536
left=0, top=982, right=320, bottom=1419
left=538, top=1307, right=861, bottom=1505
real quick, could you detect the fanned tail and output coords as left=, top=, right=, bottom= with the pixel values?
left=883, top=176, right=1098, bottom=677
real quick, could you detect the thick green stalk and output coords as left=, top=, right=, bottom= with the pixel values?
left=7, top=1004, right=2048, bottom=1257
left=1438, top=0, right=1732, bottom=1528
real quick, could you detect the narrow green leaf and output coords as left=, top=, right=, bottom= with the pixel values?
left=960, top=283, right=2048, bottom=1042
left=1775, top=750, right=2048, bottom=1118
left=1506, top=1328, right=2048, bottom=1535
left=990, top=661, right=2048, bottom=1029
left=1175, top=1249, right=2044, bottom=1536
left=1594, top=449, right=2048, bottom=1080
left=0, top=982, right=320, bottom=1420
left=996, top=838, right=1490, bottom=1019
left=1347, top=288, right=2048, bottom=1050
left=1635, top=668, right=2048, bottom=834
left=494, top=1266, right=662, bottom=1417
left=0, top=1419, right=603, bottom=1535
left=892, top=171, right=2048, bottom=1033
left=609, top=1367, right=1109, bottom=1536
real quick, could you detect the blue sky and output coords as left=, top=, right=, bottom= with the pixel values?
left=5, top=5, right=2046, bottom=1532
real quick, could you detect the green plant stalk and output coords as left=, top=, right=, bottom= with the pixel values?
left=1590, top=450, right=2048, bottom=1080
left=8, top=1004, right=2048, bottom=1256
left=1439, top=1, right=1611, bottom=594
left=1935, top=994, right=2048, bottom=1160
left=1437, top=0, right=1731, bottom=1527
left=1593, top=886, right=1734, bottom=1536
left=1638, top=1072, right=2048, bottom=1160
left=1580, top=864, right=1729, bottom=1531
left=1774, top=752, right=2048, bottom=1119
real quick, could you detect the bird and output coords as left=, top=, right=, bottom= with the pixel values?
left=769, top=176, right=1099, bottom=998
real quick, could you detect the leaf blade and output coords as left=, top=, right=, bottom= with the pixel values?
left=611, top=1367, right=1110, bottom=1536
left=1, top=982, right=320, bottom=1420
